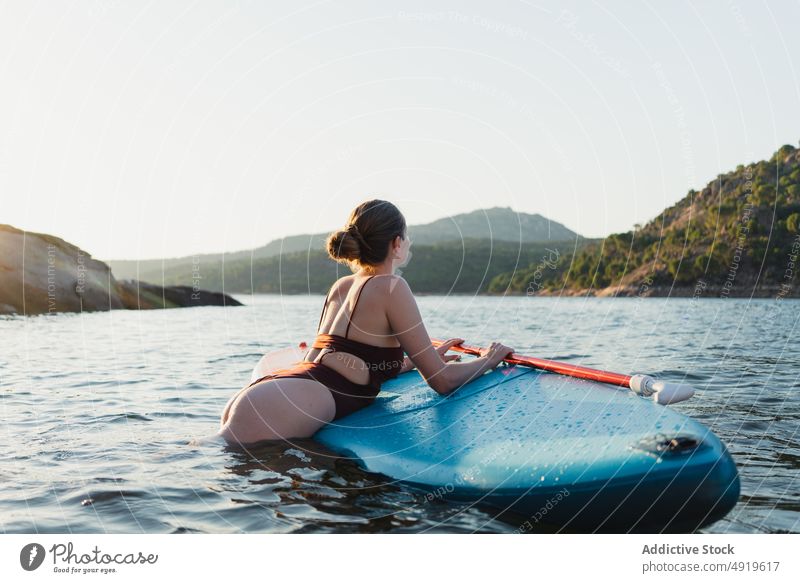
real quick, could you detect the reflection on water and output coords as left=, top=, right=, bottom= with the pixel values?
left=0, top=295, right=797, bottom=533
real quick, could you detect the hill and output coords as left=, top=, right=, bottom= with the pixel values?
left=105, top=207, right=580, bottom=283
left=0, top=224, right=241, bottom=315
left=488, top=143, right=800, bottom=298
left=406, top=206, right=578, bottom=245
left=135, top=238, right=587, bottom=295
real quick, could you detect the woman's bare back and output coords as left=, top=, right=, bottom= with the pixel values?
left=304, top=274, right=401, bottom=386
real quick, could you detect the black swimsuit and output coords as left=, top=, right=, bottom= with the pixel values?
left=247, top=276, right=405, bottom=420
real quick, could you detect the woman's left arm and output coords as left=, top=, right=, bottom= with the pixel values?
left=398, top=337, right=462, bottom=374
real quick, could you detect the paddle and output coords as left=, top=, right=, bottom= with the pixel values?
left=430, top=338, right=695, bottom=405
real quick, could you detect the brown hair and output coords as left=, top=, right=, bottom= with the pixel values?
left=327, top=199, right=406, bottom=269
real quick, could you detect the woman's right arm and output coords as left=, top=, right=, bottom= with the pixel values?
left=385, top=276, right=513, bottom=395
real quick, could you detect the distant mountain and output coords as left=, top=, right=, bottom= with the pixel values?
left=105, top=207, right=580, bottom=282
left=489, top=142, right=800, bottom=297
left=126, top=238, right=586, bottom=295
left=407, top=206, right=579, bottom=245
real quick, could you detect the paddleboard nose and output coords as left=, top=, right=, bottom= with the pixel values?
left=692, top=444, right=741, bottom=529
left=627, top=433, right=741, bottom=532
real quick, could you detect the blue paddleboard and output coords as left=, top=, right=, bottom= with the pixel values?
left=312, top=356, right=740, bottom=532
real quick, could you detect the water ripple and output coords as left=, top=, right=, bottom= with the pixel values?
left=1, top=296, right=797, bottom=533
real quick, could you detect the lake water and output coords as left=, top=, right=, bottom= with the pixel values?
left=1, top=295, right=797, bottom=533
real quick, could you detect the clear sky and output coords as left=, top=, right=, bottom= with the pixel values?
left=1, top=0, right=798, bottom=260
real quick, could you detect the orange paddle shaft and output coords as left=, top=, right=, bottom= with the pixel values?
left=431, top=338, right=632, bottom=387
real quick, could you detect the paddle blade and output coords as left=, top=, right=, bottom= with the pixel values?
left=629, top=374, right=695, bottom=404
left=652, top=381, right=696, bottom=405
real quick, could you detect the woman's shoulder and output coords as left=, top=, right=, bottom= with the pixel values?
left=327, top=275, right=354, bottom=299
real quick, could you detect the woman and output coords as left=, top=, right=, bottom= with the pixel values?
left=218, top=199, right=514, bottom=445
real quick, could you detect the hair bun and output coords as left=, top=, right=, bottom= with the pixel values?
left=326, top=228, right=361, bottom=262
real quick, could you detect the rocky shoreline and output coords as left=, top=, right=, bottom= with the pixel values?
left=510, top=283, right=798, bottom=299
left=0, top=224, right=242, bottom=316
left=115, top=279, right=242, bottom=309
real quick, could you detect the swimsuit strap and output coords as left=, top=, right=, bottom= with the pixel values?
left=345, top=275, right=376, bottom=339
left=316, top=287, right=333, bottom=334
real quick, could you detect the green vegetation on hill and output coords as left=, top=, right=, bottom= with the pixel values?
left=106, top=206, right=580, bottom=282
left=145, top=238, right=587, bottom=295
left=489, top=143, right=800, bottom=296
